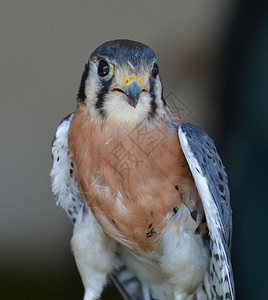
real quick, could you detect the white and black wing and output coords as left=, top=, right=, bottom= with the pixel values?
left=50, top=113, right=84, bottom=224
left=178, top=123, right=235, bottom=300
left=50, top=114, right=146, bottom=300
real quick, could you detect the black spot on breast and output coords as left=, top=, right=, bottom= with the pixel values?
left=148, top=223, right=153, bottom=229
left=72, top=218, right=76, bottom=223
left=70, top=169, right=73, bottom=177
left=57, top=157, right=59, bottom=162
left=150, top=210, right=154, bottom=216
left=146, top=227, right=157, bottom=238
left=68, top=209, right=73, bottom=216
left=72, top=197, right=75, bottom=202
left=175, top=185, right=179, bottom=190
left=173, top=207, right=179, bottom=214
left=111, top=219, right=119, bottom=230
left=71, top=162, right=73, bottom=168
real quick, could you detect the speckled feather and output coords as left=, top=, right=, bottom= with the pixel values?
left=50, top=113, right=84, bottom=224
left=179, top=124, right=235, bottom=299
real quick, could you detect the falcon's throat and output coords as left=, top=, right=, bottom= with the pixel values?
left=111, top=78, right=148, bottom=108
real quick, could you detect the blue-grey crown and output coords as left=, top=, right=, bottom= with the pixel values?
left=90, top=39, right=157, bottom=67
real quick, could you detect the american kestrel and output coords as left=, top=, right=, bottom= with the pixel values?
left=50, top=40, right=235, bottom=300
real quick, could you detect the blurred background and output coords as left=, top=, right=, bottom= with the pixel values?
left=0, top=0, right=267, bottom=299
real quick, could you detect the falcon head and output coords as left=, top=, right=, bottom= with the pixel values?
left=77, top=40, right=166, bottom=124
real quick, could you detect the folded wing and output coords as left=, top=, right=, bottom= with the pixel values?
left=178, top=123, right=235, bottom=300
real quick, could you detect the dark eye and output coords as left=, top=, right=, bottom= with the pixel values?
left=151, top=63, right=159, bottom=79
left=98, top=60, right=110, bottom=77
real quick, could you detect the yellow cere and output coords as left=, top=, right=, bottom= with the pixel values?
left=123, top=75, right=143, bottom=87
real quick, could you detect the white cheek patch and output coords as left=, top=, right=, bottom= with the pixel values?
left=84, top=64, right=100, bottom=106
left=102, top=92, right=152, bottom=125
left=82, top=61, right=166, bottom=126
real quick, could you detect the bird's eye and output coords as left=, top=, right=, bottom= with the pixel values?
left=98, top=60, right=110, bottom=77
left=151, top=63, right=159, bottom=79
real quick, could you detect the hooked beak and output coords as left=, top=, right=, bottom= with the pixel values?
left=111, top=78, right=148, bottom=108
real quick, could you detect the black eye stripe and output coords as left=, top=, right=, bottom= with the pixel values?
left=148, top=78, right=158, bottom=119
left=77, top=62, right=89, bottom=101
left=95, top=77, right=113, bottom=117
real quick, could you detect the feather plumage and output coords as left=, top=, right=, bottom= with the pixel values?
left=178, top=123, right=235, bottom=299
left=50, top=39, right=235, bottom=300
